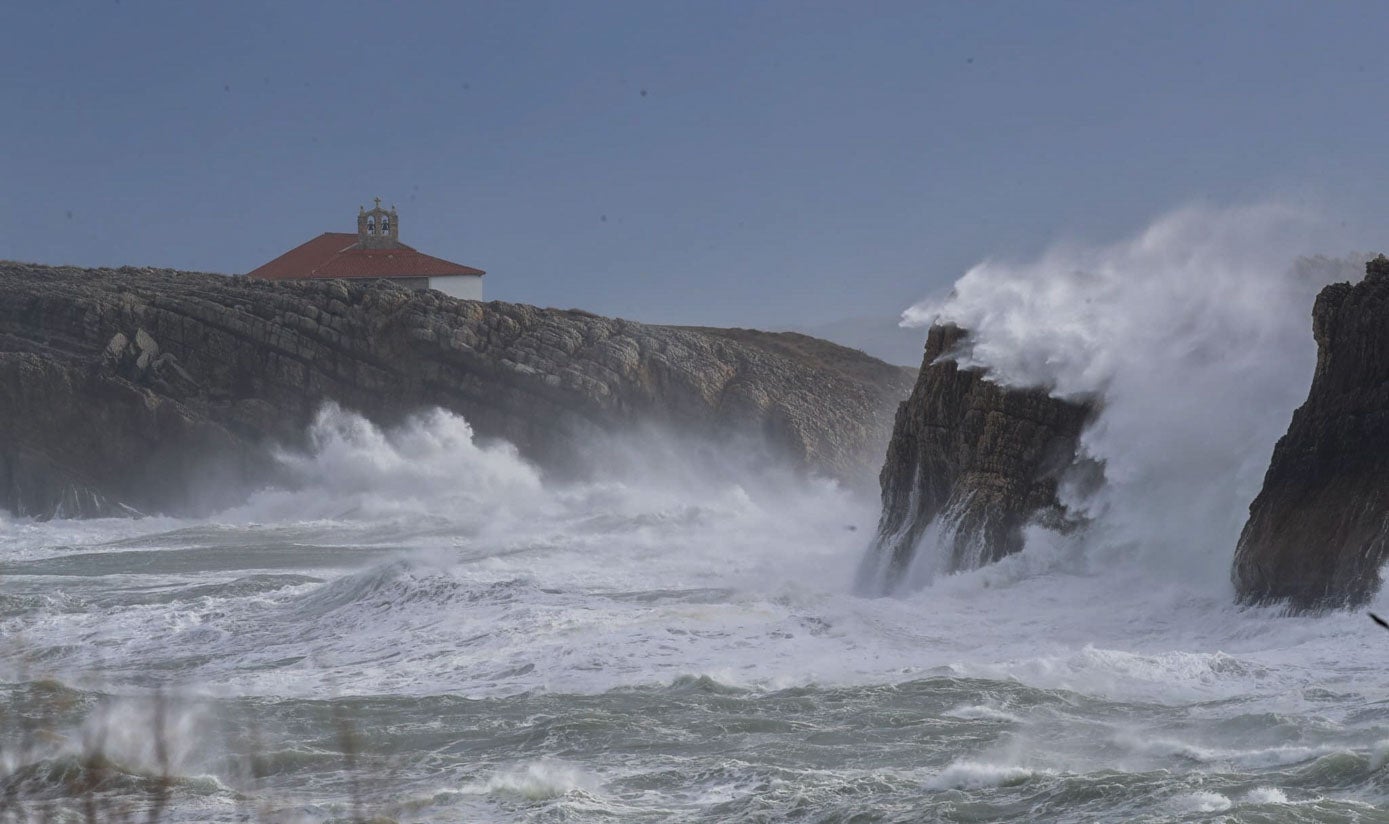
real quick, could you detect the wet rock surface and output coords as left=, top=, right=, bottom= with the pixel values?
left=0, top=262, right=915, bottom=518
left=1233, top=255, right=1389, bottom=611
left=861, top=324, right=1093, bottom=592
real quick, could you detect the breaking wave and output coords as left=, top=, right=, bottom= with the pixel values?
left=903, top=202, right=1366, bottom=586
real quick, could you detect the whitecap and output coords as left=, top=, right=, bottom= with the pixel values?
left=926, top=760, right=1047, bottom=790
left=1175, top=790, right=1233, bottom=813
left=1243, top=786, right=1289, bottom=804
left=943, top=704, right=1021, bottom=723
left=463, top=760, right=593, bottom=801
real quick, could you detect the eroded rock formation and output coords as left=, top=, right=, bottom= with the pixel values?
left=0, top=262, right=915, bottom=518
left=1233, top=255, right=1389, bottom=611
left=859, top=324, right=1093, bottom=593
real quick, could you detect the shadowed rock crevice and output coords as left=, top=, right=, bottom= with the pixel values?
left=859, top=324, right=1094, bottom=593
left=1233, top=255, right=1389, bottom=611
left=0, top=262, right=916, bottom=519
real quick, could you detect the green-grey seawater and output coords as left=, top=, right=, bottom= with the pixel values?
left=4, top=408, right=1389, bottom=822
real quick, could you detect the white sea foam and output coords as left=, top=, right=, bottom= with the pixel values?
left=224, top=403, right=546, bottom=524
left=926, top=760, right=1048, bottom=790
left=943, top=704, right=1021, bottom=723
left=1244, top=786, right=1290, bottom=804
left=902, top=203, right=1365, bottom=586
left=1175, top=790, right=1233, bottom=813
left=465, top=760, right=593, bottom=800
left=1, top=405, right=894, bottom=698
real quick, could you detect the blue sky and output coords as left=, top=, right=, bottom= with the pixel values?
left=4, top=1, right=1389, bottom=331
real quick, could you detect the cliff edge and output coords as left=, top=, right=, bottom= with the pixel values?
left=1233, top=255, right=1389, bottom=611
left=0, top=262, right=915, bottom=518
left=858, top=324, right=1093, bottom=592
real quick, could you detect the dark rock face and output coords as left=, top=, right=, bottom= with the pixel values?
left=1233, top=255, right=1389, bottom=611
left=0, top=262, right=915, bottom=519
left=859, top=324, right=1093, bottom=593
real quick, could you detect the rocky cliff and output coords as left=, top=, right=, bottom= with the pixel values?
left=859, top=324, right=1093, bottom=593
left=0, top=262, right=915, bottom=519
left=1233, top=255, right=1389, bottom=611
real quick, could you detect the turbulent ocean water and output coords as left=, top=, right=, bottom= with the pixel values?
left=7, top=205, right=1389, bottom=822
left=5, top=406, right=1389, bottom=823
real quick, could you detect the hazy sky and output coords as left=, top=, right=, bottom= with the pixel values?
left=5, top=1, right=1389, bottom=329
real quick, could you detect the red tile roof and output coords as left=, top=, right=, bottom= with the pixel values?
left=246, top=233, right=485, bottom=281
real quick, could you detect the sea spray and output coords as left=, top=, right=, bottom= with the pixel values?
left=7, top=331, right=1389, bottom=820
left=902, top=203, right=1366, bottom=586
left=47, top=404, right=876, bottom=698
left=8, top=395, right=1389, bottom=819
left=227, top=403, right=546, bottom=524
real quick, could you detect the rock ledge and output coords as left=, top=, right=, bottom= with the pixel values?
left=0, top=262, right=915, bottom=518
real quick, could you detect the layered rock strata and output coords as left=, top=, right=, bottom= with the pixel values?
left=0, top=262, right=915, bottom=518
left=860, top=324, right=1093, bottom=592
left=1233, top=255, right=1389, bottom=611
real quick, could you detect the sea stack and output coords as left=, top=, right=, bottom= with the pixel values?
left=860, top=323, right=1093, bottom=593
left=1233, top=255, right=1389, bottom=611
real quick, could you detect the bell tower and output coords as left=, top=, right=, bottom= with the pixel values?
left=356, top=197, right=400, bottom=249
